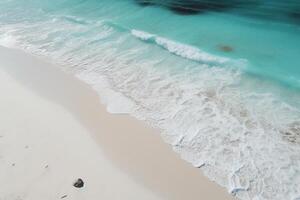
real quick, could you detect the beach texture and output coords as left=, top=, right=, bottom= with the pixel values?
left=0, top=46, right=234, bottom=200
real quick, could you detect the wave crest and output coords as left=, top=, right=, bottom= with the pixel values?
left=131, top=29, right=246, bottom=67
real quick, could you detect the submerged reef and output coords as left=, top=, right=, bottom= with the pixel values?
left=135, top=0, right=237, bottom=14
left=135, top=0, right=300, bottom=22
left=135, top=0, right=155, bottom=6
left=168, top=1, right=234, bottom=15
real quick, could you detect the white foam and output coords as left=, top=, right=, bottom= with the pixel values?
left=131, top=29, right=237, bottom=65
left=131, top=29, right=154, bottom=40
left=0, top=32, right=18, bottom=48
left=76, top=72, right=136, bottom=114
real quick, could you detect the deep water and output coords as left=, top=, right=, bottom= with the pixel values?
left=0, top=0, right=300, bottom=199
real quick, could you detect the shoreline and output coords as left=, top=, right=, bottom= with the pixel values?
left=0, top=46, right=234, bottom=200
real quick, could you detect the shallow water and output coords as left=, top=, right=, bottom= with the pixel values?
left=0, top=0, right=300, bottom=199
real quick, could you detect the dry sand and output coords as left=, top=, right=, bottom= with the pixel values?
left=0, top=46, right=234, bottom=200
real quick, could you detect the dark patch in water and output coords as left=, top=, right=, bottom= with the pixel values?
left=135, top=0, right=155, bottom=7
left=218, top=45, right=234, bottom=52
left=289, top=9, right=300, bottom=23
left=281, top=122, right=300, bottom=144
left=134, top=0, right=235, bottom=15
left=169, top=5, right=203, bottom=15
left=133, top=0, right=300, bottom=25
left=168, top=1, right=235, bottom=15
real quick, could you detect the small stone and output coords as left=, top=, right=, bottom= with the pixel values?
left=73, top=178, right=84, bottom=188
left=45, top=165, right=49, bottom=168
left=12, top=163, right=15, bottom=167
left=61, top=195, right=67, bottom=199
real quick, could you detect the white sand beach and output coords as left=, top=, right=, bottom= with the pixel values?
left=0, top=46, right=234, bottom=200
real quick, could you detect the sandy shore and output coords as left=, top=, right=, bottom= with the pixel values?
left=0, top=46, right=234, bottom=200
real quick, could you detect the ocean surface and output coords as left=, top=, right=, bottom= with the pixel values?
left=0, top=0, right=299, bottom=199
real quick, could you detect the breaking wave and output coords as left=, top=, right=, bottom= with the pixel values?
left=131, top=29, right=233, bottom=65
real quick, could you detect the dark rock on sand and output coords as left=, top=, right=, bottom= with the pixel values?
left=73, top=178, right=84, bottom=188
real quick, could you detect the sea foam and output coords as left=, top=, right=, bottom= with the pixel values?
left=131, top=29, right=231, bottom=65
left=0, top=31, right=19, bottom=48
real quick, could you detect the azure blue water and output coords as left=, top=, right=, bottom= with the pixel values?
left=0, top=0, right=299, bottom=199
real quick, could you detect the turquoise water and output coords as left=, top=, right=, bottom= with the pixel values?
left=2, top=0, right=300, bottom=88
left=0, top=0, right=300, bottom=199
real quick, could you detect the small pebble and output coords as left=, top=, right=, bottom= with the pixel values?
left=61, top=195, right=67, bottom=199
left=73, top=178, right=84, bottom=188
